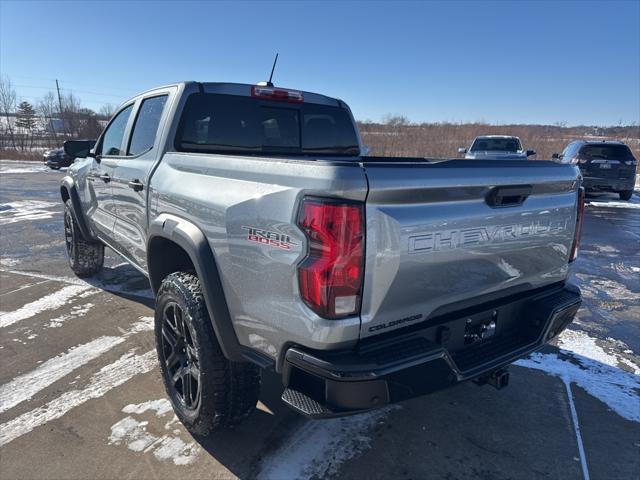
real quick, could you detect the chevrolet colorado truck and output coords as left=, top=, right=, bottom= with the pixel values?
left=61, top=82, right=584, bottom=435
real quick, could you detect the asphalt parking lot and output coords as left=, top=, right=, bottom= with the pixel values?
left=0, top=159, right=638, bottom=480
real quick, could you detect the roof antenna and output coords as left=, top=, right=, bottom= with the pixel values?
left=266, top=53, right=278, bottom=87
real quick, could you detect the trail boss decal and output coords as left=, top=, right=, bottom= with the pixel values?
left=242, top=226, right=297, bottom=250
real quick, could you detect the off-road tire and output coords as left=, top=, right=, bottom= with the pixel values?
left=155, top=272, right=260, bottom=435
left=64, top=200, right=104, bottom=277
left=619, top=190, right=633, bottom=201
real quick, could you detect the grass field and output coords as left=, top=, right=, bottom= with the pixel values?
left=359, top=122, right=640, bottom=160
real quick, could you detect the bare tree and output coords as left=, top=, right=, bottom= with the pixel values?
left=0, top=76, right=17, bottom=149
left=38, top=91, right=59, bottom=145
left=99, top=103, right=116, bottom=120
left=62, top=91, right=82, bottom=136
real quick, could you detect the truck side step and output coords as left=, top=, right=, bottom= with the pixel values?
left=281, top=388, right=334, bottom=418
left=281, top=388, right=371, bottom=419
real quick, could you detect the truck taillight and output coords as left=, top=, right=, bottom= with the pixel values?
left=251, top=85, right=303, bottom=103
left=570, top=187, right=585, bottom=262
left=297, top=198, right=364, bottom=319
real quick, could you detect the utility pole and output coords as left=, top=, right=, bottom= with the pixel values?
left=55, top=79, right=68, bottom=135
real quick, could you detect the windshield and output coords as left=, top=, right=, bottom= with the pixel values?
left=175, top=93, right=360, bottom=156
left=580, top=144, right=633, bottom=160
left=470, top=138, right=522, bottom=152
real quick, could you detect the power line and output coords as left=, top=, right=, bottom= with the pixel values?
left=12, top=84, right=127, bottom=99
left=8, top=74, right=139, bottom=94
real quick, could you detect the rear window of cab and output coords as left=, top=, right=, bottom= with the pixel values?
left=175, top=93, right=360, bottom=156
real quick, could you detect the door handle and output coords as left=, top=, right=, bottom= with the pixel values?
left=128, top=179, right=144, bottom=192
left=99, top=173, right=111, bottom=183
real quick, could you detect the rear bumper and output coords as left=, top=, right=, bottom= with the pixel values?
left=281, top=283, right=581, bottom=418
left=582, top=176, right=635, bottom=192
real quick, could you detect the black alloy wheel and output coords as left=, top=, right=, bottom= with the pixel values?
left=161, top=301, right=201, bottom=410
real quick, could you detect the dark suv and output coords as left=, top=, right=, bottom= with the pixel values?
left=554, top=140, right=637, bottom=200
left=43, top=147, right=74, bottom=169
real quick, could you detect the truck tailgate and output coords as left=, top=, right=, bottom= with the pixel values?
left=360, top=160, right=580, bottom=339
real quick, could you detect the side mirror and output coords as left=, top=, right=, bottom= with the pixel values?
left=360, top=145, right=370, bottom=156
left=526, top=150, right=536, bottom=157
left=64, top=139, right=96, bottom=159
left=458, top=147, right=467, bottom=154
left=551, top=153, right=560, bottom=160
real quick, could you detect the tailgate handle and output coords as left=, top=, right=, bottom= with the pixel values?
left=486, top=185, right=532, bottom=208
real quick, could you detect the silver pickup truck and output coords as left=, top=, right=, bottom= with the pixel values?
left=61, top=81, right=584, bottom=435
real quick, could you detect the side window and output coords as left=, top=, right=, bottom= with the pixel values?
left=100, top=105, right=133, bottom=156
left=127, top=95, right=168, bottom=156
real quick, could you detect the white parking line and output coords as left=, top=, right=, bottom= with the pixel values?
left=0, top=285, right=92, bottom=328
left=0, top=268, right=154, bottom=300
left=0, top=317, right=153, bottom=414
left=0, top=279, right=51, bottom=297
left=565, top=380, right=590, bottom=480
left=0, top=349, right=157, bottom=447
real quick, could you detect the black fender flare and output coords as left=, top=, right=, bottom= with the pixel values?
left=60, top=176, right=96, bottom=241
left=148, top=214, right=244, bottom=362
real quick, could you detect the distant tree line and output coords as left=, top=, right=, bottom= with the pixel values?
left=1, top=74, right=638, bottom=162
left=0, top=76, right=116, bottom=158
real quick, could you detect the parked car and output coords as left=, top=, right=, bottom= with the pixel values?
left=553, top=140, right=637, bottom=201
left=61, top=81, right=583, bottom=434
left=43, top=147, right=74, bottom=169
left=458, top=135, right=536, bottom=159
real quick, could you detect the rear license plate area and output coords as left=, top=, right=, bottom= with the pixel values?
left=463, top=310, right=498, bottom=346
left=600, top=163, right=612, bottom=169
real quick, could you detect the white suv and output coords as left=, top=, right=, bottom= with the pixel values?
left=458, top=135, right=536, bottom=159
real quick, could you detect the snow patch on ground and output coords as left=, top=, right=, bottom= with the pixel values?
left=0, top=285, right=92, bottom=328
left=47, top=303, right=95, bottom=328
left=258, top=406, right=399, bottom=479
left=575, top=274, right=638, bottom=301
left=586, top=200, right=640, bottom=209
left=0, top=257, right=21, bottom=267
left=516, top=329, right=640, bottom=423
left=109, top=398, right=200, bottom=466
left=0, top=200, right=59, bottom=225
left=0, top=350, right=157, bottom=447
left=0, top=317, right=154, bottom=414
left=0, top=160, right=49, bottom=174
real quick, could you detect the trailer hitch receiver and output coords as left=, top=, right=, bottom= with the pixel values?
left=473, top=368, right=510, bottom=390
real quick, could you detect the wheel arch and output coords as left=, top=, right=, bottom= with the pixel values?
left=148, top=214, right=244, bottom=361
left=60, top=176, right=96, bottom=241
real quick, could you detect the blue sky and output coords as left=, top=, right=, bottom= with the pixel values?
left=1, top=0, right=638, bottom=125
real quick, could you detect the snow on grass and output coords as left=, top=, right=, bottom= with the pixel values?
left=516, top=329, right=640, bottom=423
left=258, top=406, right=399, bottom=479
left=0, top=200, right=59, bottom=225
left=109, top=398, right=200, bottom=466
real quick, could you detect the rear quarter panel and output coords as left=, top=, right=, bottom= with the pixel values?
left=149, top=153, right=367, bottom=362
